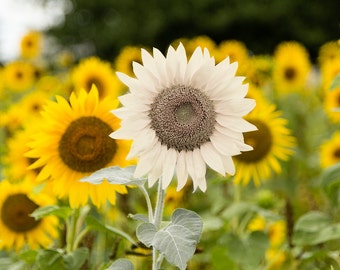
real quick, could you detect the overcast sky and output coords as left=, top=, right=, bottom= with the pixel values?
left=0, top=0, right=68, bottom=62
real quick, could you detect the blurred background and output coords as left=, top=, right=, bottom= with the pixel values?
left=1, top=0, right=339, bottom=63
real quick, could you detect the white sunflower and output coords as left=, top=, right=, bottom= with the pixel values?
left=110, top=44, right=256, bottom=192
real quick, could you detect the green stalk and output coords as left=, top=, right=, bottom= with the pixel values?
left=152, top=180, right=166, bottom=270
left=66, top=207, right=80, bottom=253
left=139, top=184, right=154, bottom=222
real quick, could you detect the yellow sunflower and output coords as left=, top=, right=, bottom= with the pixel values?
left=71, top=56, right=122, bottom=99
left=0, top=90, right=50, bottom=135
left=233, top=103, right=296, bottom=185
left=26, top=86, right=133, bottom=208
left=324, top=86, right=340, bottom=123
left=0, top=179, right=59, bottom=251
left=215, top=40, right=249, bottom=75
left=272, top=41, right=311, bottom=94
left=246, top=54, right=273, bottom=87
left=20, top=30, right=42, bottom=59
left=3, top=61, right=37, bottom=92
left=320, top=58, right=340, bottom=91
left=320, top=131, right=340, bottom=168
left=114, top=45, right=144, bottom=77
left=3, top=128, right=40, bottom=183
left=318, top=40, right=340, bottom=67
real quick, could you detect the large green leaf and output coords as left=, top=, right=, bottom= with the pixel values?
left=79, top=166, right=146, bottom=186
left=293, top=211, right=340, bottom=246
left=136, top=223, right=157, bottom=248
left=224, top=231, right=269, bottom=270
left=153, top=224, right=197, bottom=270
left=171, top=208, right=203, bottom=242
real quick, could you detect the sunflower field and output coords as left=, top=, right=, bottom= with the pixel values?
left=1, top=4, right=340, bottom=270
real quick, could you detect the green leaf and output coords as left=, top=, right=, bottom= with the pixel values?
left=136, top=223, right=157, bottom=248
left=210, top=246, right=236, bottom=270
left=293, top=211, right=340, bottom=246
left=153, top=224, right=197, bottom=270
left=0, top=259, right=26, bottom=270
left=171, top=208, right=203, bottom=242
left=224, top=231, right=269, bottom=270
left=64, top=248, right=88, bottom=270
left=36, top=249, right=64, bottom=270
left=80, top=166, right=146, bottom=186
left=294, top=211, right=331, bottom=232
left=31, top=205, right=72, bottom=220
left=18, top=249, right=38, bottom=264
left=106, top=258, right=134, bottom=270
left=320, top=163, right=340, bottom=204
left=330, top=74, right=340, bottom=90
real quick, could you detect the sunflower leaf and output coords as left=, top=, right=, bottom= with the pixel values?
left=136, top=222, right=157, bottom=247
left=79, top=166, right=146, bottom=186
left=106, top=258, right=134, bottom=270
left=171, top=208, right=203, bottom=242
left=153, top=224, right=198, bottom=270
left=31, top=205, right=73, bottom=221
left=64, top=247, right=89, bottom=270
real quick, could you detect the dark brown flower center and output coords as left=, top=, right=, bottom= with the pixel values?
left=334, top=148, right=340, bottom=158
left=1, top=193, right=41, bottom=232
left=85, top=77, right=104, bottom=97
left=58, top=116, right=117, bottom=172
left=284, top=67, right=296, bottom=81
left=235, top=119, right=273, bottom=163
left=149, top=85, right=216, bottom=151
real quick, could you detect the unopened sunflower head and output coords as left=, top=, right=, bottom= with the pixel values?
left=110, top=43, right=256, bottom=192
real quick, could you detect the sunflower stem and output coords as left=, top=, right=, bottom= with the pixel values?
left=73, top=227, right=90, bottom=250
left=138, top=184, right=154, bottom=222
left=152, top=180, right=166, bottom=270
left=66, top=207, right=80, bottom=253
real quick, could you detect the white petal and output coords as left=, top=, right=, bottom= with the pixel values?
left=184, top=151, right=195, bottom=186
left=147, top=145, right=168, bottom=188
left=132, top=62, right=159, bottom=92
left=214, top=98, right=256, bottom=116
left=109, top=128, right=133, bottom=140
left=185, top=47, right=203, bottom=81
left=192, top=148, right=207, bottom=192
left=210, top=131, right=242, bottom=156
left=221, top=155, right=236, bottom=175
left=141, top=48, right=156, bottom=70
left=200, top=142, right=225, bottom=175
left=216, top=115, right=257, bottom=132
left=215, top=123, right=244, bottom=140
left=175, top=43, right=187, bottom=83
left=161, top=148, right=178, bottom=189
left=190, top=57, right=215, bottom=89
left=127, top=129, right=157, bottom=159
left=165, top=46, right=177, bottom=83
left=176, top=151, right=188, bottom=191
left=134, top=143, right=161, bottom=177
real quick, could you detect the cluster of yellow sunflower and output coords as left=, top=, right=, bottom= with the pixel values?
left=0, top=30, right=339, bottom=269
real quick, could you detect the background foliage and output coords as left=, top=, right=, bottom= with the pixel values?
left=47, top=0, right=340, bottom=61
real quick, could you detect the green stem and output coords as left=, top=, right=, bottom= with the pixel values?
left=66, top=208, right=80, bottom=253
left=152, top=180, right=166, bottom=270
left=73, top=227, right=90, bottom=250
left=139, top=184, right=154, bottom=222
